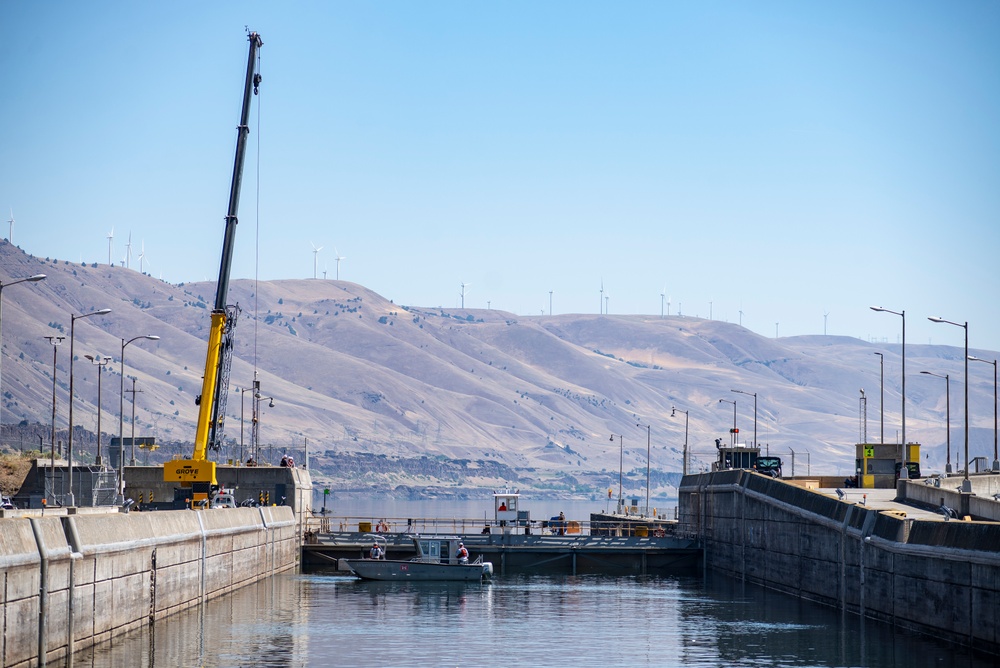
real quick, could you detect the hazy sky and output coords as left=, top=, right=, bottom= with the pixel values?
left=2, top=2, right=998, bottom=352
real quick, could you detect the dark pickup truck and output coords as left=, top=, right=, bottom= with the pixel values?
left=754, top=457, right=783, bottom=478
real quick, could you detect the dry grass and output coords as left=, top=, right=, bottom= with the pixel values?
left=0, top=453, right=33, bottom=497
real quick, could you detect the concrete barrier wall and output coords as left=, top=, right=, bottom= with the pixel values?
left=680, top=471, right=1000, bottom=656
left=1, top=506, right=296, bottom=668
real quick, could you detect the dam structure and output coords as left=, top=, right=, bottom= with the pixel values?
left=0, top=464, right=310, bottom=668
left=678, top=469, right=1000, bottom=656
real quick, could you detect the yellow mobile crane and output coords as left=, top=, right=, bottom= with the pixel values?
left=164, top=32, right=262, bottom=507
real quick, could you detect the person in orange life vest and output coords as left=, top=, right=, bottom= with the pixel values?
left=457, top=542, right=469, bottom=564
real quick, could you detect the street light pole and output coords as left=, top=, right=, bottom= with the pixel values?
left=68, top=308, right=111, bottom=506
left=719, top=399, right=736, bottom=447
left=874, top=352, right=884, bottom=445
left=127, top=378, right=143, bottom=465
left=968, top=356, right=998, bottom=472
left=671, top=407, right=689, bottom=476
left=0, top=274, right=46, bottom=433
left=871, top=307, right=907, bottom=478
left=610, top=433, right=623, bottom=512
left=44, top=335, right=64, bottom=503
left=732, top=389, right=757, bottom=448
left=84, top=355, right=111, bottom=467
left=929, top=317, right=970, bottom=492
left=636, top=423, right=651, bottom=515
left=117, top=334, right=159, bottom=503
left=920, top=371, right=951, bottom=474
left=238, top=386, right=253, bottom=463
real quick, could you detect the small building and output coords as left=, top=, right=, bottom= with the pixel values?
left=490, top=488, right=530, bottom=533
left=853, top=442, right=921, bottom=488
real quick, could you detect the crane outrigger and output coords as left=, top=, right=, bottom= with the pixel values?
left=164, top=31, right=263, bottom=508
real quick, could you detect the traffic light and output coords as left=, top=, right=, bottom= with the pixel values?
left=730, top=428, right=739, bottom=434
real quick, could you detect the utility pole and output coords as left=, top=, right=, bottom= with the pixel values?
left=126, top=378, right=143, bottom=465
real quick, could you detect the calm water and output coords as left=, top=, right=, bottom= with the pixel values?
left=79, top=572, right=990, bottom=668
left=74, top=497, right=994, bottom=667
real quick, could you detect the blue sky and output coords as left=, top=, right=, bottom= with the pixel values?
left=2, top=2, right=998, bottom=352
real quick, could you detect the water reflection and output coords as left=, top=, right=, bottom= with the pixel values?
left=76, top=572, right=993, bottom=667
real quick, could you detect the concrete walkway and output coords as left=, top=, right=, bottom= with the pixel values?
left=815, top=487, right=947, bottom=521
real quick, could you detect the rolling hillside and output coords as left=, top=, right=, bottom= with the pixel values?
left=1, top=240, right=995, bottom=497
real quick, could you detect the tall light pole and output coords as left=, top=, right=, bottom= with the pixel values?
left=871, top=307, right=907, bottom=478
left=127, top=377, right=142, bottom=465
left=44, top=335, right=65, bottom=503
left=117, top=334, right=159, bottom=502
left=68, top=308, right=112, bottom=506
left=920, top=371, right=951, bottom=474
left=874, top=352, right=884, bottom=444
left=610, top=433, right=623, bottom=512
left=253, top=390, right=274, bottom=464
left=929, top=317, right=970, bottom=492
left=636, top=422, right=651, bottom=515
left=968, top=356, right=998, bottom=472
left=84, top=354, right=111, bottom=467
left=238, top=385, right=253, bottom=463
left=732, top=389, right=757, bottom=448
left=719, top=398, right=736, bottom=447
left=671, top=407, right=689, bottom=476
left=0, top=273, right=46, bottom=432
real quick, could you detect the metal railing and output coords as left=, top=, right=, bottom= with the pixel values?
left=303, top=514, right=679, bottom=541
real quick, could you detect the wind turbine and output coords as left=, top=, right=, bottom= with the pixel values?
left=605, top=290, right=610, bottom=315
left=310, top=242, right=323, bottom=279
left=667, top=296, right=671, bottom=317
left=106, top=227, right=114, bottom=265
left=600, top=279, right=604, bottom=315
left=824, top=310, right=831, bottom=335
left=334, top=248, right=346, bottom=280
left=460, top=282, right=471, bottom=308
left=323, top=264, right=328, bottom=280
left=6, top=208, right=13, bottom=244
left=660, top=285, right=666, bottom=318
left=138, top=240, right=146, bottom=274
left=126, top=232, right=132, bottom=269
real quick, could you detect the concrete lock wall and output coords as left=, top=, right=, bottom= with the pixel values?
left=679, top=471, right=1000, bottom=656
left=0, top=506, right=297, bottom=668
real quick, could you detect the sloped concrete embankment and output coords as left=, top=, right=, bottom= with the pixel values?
left=679, top=471, right=1000, bottom=656
left=1, top=507, right=296, bottom=668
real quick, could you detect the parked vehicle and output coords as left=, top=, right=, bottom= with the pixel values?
left=754, top=457, right=783, bottom=478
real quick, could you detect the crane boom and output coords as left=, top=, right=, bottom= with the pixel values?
left=165, top=31, right=262, bottom=496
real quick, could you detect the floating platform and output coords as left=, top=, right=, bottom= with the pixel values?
left=302, top=530, right=701, bottom=576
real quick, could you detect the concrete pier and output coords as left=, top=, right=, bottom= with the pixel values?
left=679, top=470, right=1000, bottom=656
left=0, top=506, right=297, bottom=668
left=303, top=531, right=701, bottom=576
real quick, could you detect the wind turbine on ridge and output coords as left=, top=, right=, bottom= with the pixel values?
left=138, top=240, right=146, bottom=274
left=7, top=208, right=13, bottom=244
left=107, top=227, right=114, bottom=265
left=334, top=248, right=346, bottom=280
left=660, top=285, right=666, bottom=318
left=600, top=279, right=604, bottom=315
left=310, top=242, right=323, bottom=279
left=126, top=232, right=132, bottom=269
left=460, top=282, right=471, bottom=308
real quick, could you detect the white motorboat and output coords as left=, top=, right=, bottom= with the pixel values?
left=346, top=535, right=493, bottom=582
